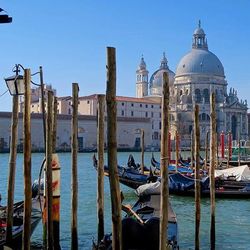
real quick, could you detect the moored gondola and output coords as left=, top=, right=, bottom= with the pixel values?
left=94, top=182, right=179, bottom=250
left=151, top=154, right=193, bottom=174
left=92, top=154, right=158, bottom=189
left=0, top=196, right=42, bottom=249
left=169, top=172, right=250, bottom=198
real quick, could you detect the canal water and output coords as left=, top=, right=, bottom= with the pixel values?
left=0, top=152, right=250, bottom=249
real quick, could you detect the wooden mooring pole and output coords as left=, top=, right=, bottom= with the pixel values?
left=6, top=94, right=19, bottom=245
left=210, top=92, right=216, bottom=249
left=140, top=129, right=145, bottom=174
left=175, top=130, right=179, bottom=172
left=227, top=132, right=232, bottom=168
left=52, top=96, right=60, bottom=250
left=238, top=132, right=241, bottom=166
left=106, top=47, right=122, bottom=250
left=39, top=66, right=46, bottom=152
left=52, top=96, right=57, bottom=152
left=22, top=69, right=32, bottom=250
left=97, top=94, right=105, bottom=243
left=46, top=91, right=54, bottom=249
left=205, top=130, right=209, bottom=171
left=194, top=104, right=200, bottom=250
left=159, top=72, right=170, bottom=250
left=71, top=83, right=79, bottom=250
left=191, top=130, right=194, bottom=170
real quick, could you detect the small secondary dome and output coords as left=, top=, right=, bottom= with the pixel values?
left=149, top=53, right=175, bottom=96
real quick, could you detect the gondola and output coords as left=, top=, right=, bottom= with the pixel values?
left=0, top=196, right=42, bottom=249
left=94, top=182, right=179, bottom=250
left=169, top=172, right=250, bottom=198
left=92, top=154, right=158, bottom=189
left=151, top=154, right=193, bottom=174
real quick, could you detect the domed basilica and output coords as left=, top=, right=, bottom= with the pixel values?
left=136, top=22, right=248, bottom=144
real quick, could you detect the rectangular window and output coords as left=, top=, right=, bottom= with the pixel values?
left=122, top=110, right=124, bottom=116
left=145, top=112, right=148, bottom=118
left=145, top=104, right=148, bottom=108
left=151, top=112, right=154, bottom=118
left=140, top=104, right=142, bottom=107
left=131, top=111, right=134, bottom=116
left=122, top=102, right=124, bottom=106
left=159, top=112, right=161, bottom=118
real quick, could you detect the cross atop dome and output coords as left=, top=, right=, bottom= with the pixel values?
left=192, top=21, right=208, bottom=50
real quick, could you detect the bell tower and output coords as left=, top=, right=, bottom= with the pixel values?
left=136, top=55, right=149, bottom=98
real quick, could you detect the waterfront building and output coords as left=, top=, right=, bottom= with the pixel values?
left=0, top=112, right=151, bottom=152
left=12, top=22, right=248, bottom=150
left=135, top=22, right=248, bottom=145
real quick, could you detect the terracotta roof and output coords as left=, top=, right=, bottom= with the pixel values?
left=78, top=94, right=160, bottom=104
left=0, top=112, right=150, bottom=123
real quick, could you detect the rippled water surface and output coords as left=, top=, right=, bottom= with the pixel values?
left=0, top=152, right=250, bottom=249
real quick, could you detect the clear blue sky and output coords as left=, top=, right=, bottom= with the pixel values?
left=0, top=0, right=250, bottom=111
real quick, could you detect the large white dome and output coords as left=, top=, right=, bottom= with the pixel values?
left=176, top=22, right=225, bottom=78
left=176, top=48, right=224, bottom=77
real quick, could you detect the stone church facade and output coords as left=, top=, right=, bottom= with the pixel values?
left=136, top=23, right=248, bottom=145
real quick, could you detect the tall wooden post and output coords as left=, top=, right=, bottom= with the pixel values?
left=140, top=129, right=145, bottom=174
left=159, top=72, right=170, bottom=250
left=106, top=47, right=122, bottom=250
left=22, top=69, right=32, bottom=250
left=175, top=130, right=179, bottom=172
left=168, top=132, right=171, bottom=162
left=238, top=133, right=241, bottom=166
left=39, top=66, right=46, bottom=152
left=191, top=131, right=194, bottom=170
left=194, top=104, right=200, bottom=250
left=46, top=91, right=54, bottom=249
left=205, top=130, right=209, bottom=171
left=97, top=94, right=105, bottom=243
left=220, top=131, right=225, bottom=159
left=216, top=134, right=219, bottom=169
left=52, top=96, right=60, bottom=250
left=52, top=96, right=57, bottom=152
left=71, top=83, right=79, bottom=250
left=210, top=92, right=216, bottom=249
left=227, top=132, right=232, bottom=168
left=6, top=95, right=19, bottom=245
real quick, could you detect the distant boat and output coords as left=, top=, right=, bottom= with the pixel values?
left=151, top=154, right=194, bottom=174
left=169, top=169, right=250, bottom=198
left=221, top=140, right=250, bottom=166
left=0, top=196, right=42, bottom=249
left=92, top=154, right=158, bottom=189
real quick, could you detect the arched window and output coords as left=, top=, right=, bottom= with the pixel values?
left=203, top=89, right=209, bottom=103
left=195, top=89, right=201, bottom=103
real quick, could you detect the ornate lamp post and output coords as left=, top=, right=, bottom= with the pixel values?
left=4, top=64, right=24, bottom=245
left=4, top=64, right=46, bottom=247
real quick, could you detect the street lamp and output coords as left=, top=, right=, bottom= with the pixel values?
left=0, top=8, right=12, bottom=23
left=5, top=64, right=25, bottom=95
left=5, top=64, right=46, bottom=147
